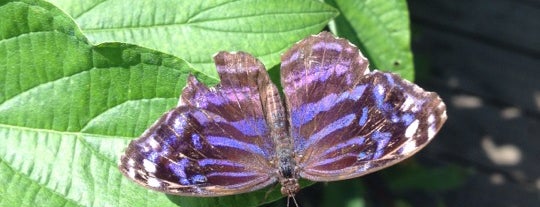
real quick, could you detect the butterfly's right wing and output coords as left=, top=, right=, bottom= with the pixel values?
left=119, top=52, right=280, bottom=196
left=281, top=32, right=447, bottom=181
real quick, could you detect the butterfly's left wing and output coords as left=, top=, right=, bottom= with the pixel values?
left=119, top=52, right=282, bottom=196
left=281, top=32, right=447, bottom=181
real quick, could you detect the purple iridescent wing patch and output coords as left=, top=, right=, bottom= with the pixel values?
left=119, top=32, right=447, bottom=197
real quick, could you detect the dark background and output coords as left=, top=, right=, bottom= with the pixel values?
left=276, top=0, right=540, bottom=206
left=410, top=0, right=539, bottom=206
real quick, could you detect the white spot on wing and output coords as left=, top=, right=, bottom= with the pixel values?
left=127, top=168, right=136, bottom=178
left=143, top=159, right=157, bottom=173
left=428, top=114, right=435, bottom=123
left=405, top=119, right=419, bottom=138
left=363, top=68, right=370, bottom=75
left=375, top=84, right=384, bottom=95
left=142, top=145, right=150, bottom=152
left=402, top=94, right=415, bottom=110
left=428, top=124, right=437, bottom=139
left=127, top=158, right=136, bottom=167
left=427, top=114, right=436, bottom=138
left=148, top=138, right=160, bottom=149
left=411, top=102, right=421, bottom=113
left=177, top=98, right=186, bottom=106
left=401, top=140, right=417, bottom=154
left=147, top=177, right=162, bottom=188
left=356, top=162, right=372, bottom=173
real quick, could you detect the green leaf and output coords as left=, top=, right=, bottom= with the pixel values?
left=326, top=0, right=415, bottom=81
left=45, top=0, right=338, bottom=79
left=0, top=0, right=287, bottom=206
left=321, top=179, right=366, bottom=207
left=382, top=162, right=469, bottom=192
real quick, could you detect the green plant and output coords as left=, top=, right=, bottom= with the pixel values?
left=0, top=0, right=417, bottom=206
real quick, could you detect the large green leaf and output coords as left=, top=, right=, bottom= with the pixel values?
left=0, top=1, right=285, bottom=206
left=326, top=0, right=414, bottom=81
left=46, top=0, right=338, bottom=79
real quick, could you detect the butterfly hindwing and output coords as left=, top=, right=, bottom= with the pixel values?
left=281, top=32, right=447, bottom=181
left=119, top=52, right=280, bottom=196
left=299, top=72, right=446, bottom=181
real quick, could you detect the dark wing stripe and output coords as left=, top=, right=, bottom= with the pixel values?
left=308, top=152, right=358, bottom=168
left=311, top=136, right=366, bottom=160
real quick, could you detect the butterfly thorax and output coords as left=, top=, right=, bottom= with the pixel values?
left=277, top=147, right=300, bottom=196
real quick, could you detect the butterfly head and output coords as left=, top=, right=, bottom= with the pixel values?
left=281, top=178, right=301, bottom=207
left=280, top=178, right=300, bottom=197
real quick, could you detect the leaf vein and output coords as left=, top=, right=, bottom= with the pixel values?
left=0, top=158, right=83, bottom=207
left=72, top=0, right=108, bottom=19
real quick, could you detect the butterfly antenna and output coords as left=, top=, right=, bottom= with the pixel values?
left=291, top=195, right=299, bottom=207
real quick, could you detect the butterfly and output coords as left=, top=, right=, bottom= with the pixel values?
left=119, top=31, right=447, bottom=204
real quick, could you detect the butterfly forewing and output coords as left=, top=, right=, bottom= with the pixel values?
left=281, top=32, right=369, bottom=154
left=119, top=52, right=280, bottom=196
left=280, top=32, right=447, bottom=181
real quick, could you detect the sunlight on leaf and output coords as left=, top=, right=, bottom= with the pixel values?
left=46, top=0, right=338, bottom=79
